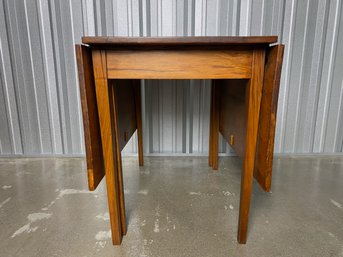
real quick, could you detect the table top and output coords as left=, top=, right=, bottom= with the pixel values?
left=82, top=36, right=278, bottom=47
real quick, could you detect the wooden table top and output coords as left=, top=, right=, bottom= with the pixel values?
left=82, top=36, right=278, bottom=47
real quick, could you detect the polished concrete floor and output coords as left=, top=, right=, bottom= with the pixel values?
left=0, top=156, right=343, bottom=257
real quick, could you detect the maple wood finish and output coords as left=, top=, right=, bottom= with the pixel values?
left=76, top=36, right=284, bottom=246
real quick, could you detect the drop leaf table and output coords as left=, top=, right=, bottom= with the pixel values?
left=75, top=36, right=284, bottom=245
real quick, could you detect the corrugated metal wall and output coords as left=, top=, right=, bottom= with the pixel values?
left=0, top=0, right=342, bottom=156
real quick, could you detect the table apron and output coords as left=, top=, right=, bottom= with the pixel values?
left=105, top=49, right=253, bottom=79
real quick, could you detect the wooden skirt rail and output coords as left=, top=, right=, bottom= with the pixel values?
left=76, top=37, right=284, bottom=246
left=106, top=49, right=252, bottom=79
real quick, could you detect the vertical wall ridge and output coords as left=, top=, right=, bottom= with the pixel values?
left=0, top=0, right=342, bottom=156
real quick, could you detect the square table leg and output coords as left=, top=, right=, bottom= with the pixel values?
left=209, top=82, right=214, bottom=167
left=237, top=49, right=265, bottom=244
left=209, top=81, right=219, bottom=170
left=110, top=80, right=128, bottom=236
left=92, top=50, right=124, bottom=245
left=133, top=80, right=144, bottom=166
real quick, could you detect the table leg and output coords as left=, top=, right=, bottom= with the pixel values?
left=93, top=50, right=123, bottom=245
left=134, top=80, right=144, bottom=166
left=114, top=150, right=127, bottom=235
left=209, top=82, right=214, bottom=167
left=110, top=80, right=127, bottom=236
left=237, top=49, right=265, bottom=244
left=210, top=81, right=219, bottom=170
left=208, top=84, right=213, bottom=167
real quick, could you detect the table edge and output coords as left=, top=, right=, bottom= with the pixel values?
left=82, top=36, right=278, bottom=46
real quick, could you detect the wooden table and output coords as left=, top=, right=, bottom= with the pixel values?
left=75, top=37, right=284, bottom=245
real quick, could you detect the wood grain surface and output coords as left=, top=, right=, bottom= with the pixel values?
left=209, top=81, right=220, bottom=170
left=218, top=79, right=249, bottom=158
left=76, top=37, right=283, bottom=246
left=82, top=36, right=277, bottom=46
left=237, top=49, right=265, bottom=244
left=75, top=44, right=104, bottom=191
left=93, top=50, right=124, bottom=245
left=111, top=80, right=137, bottom=152
left=107, top=50, right=252, bottom=79
left=255, top=44, right=284, bottom=192
left=133, top=80, right=144, bottom=166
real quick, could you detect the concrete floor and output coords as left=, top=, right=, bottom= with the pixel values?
left=0, top=156, right=342, bottom=257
